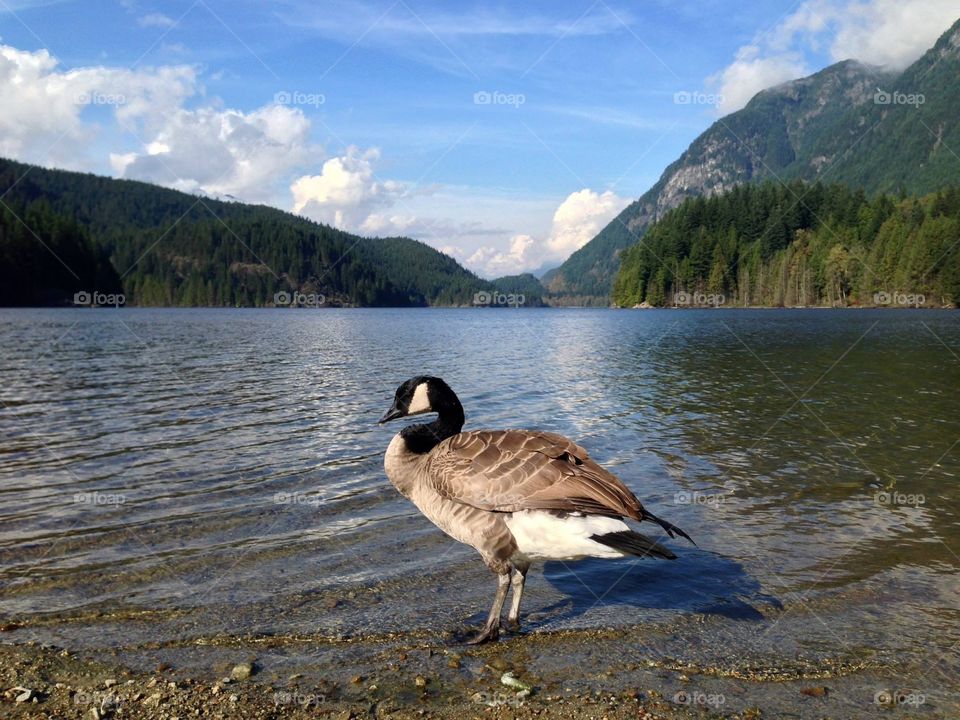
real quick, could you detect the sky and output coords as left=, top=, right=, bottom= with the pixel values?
left=1, top=0, right=957, bottom=278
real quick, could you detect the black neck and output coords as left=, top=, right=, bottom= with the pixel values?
left=400, top=404, right=465, bottom=454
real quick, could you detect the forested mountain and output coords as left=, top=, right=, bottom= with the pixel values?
left=0, top=158, right=536, bottom=307
left=487, top=273, right=546, bottom=301
left=612, top=181, right=960, bottom=308
left=549, top=17, right=960, bottom=304
left=0, top=200, right=122, bottom=307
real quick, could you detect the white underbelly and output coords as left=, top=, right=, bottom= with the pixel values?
left=503, top=511, right=631, bottom=560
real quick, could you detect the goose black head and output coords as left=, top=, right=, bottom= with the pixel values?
left=378, top=375, right=462, bottom=425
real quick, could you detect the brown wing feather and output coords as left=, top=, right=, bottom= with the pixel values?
left=426, top=430, right=646, bottom=520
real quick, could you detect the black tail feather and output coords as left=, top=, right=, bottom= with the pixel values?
left=591, top=530, right=677, bottom=560
left=642, top=509, right=697, bottom=546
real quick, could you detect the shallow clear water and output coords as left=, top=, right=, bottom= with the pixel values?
left=1, top=308, right=958, bottom=709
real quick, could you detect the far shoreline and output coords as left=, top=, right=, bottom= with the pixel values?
left=3, top=304, right=955, bottom=311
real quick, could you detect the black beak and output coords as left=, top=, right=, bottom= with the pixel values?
left=378, top=405, right=406, bottom=424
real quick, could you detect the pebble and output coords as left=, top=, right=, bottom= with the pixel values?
left=15, top=688, right=34, bottom=703
left=414, top=675, right=427, bottom=688
left=143, top=692, right=162, bottom=708
left=231, top=662, right=254, bottom=680
left=104, top=678, right=117, bottom=688
left=500, top=671, right=532, bottom=692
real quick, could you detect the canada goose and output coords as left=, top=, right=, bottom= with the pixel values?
left=379, top=375, right=694, bottom=644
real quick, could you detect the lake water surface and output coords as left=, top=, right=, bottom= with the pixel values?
left=1, top=308, right=958, bottom=715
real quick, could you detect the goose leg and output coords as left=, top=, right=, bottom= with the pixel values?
left=467, top=571, right=510, bottom=644
left=503, top=561, right=530, bottom=633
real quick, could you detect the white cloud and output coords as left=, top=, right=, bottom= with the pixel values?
left=118, top=104, right=320, bottom=203
left=138, top=12, right=176, bottom=28
left=460, top=188, right=628, bottom=277
left=828, top=0, right=959, bottom=68
left=291, top=147, right=409, bottom=231
left=465, top=234, right=537, bottom=277
left=710, top=0, right=959, bottom=115
left=0, top=44, right=195, bottom=168
left=544, top=188, right=629, bottom=258
left=710, top=45, right=810, bottom=116
left=0, top=43, right=322, bottom=204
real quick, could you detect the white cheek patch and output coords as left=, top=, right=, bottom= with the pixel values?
left=407, top=383, right=431, bottom=414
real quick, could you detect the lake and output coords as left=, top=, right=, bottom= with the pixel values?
left=1, top=308, right=958, bottom=716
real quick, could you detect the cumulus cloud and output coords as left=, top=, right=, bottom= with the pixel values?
left=0, top=43, right=322, bottom=204
left=460, top=188, right=628, bottom=277
left=710, top=0, right=959, bottom=115
left=544, top=188, right=629, bottom=258
left=116, top=104, right=320, bottom=203
left=291, top=147, right=410, bottom=231
left=465, top=234, right=536, bottom=277
left=0, top=44, right=195, bottom=168
left=828, top=0, right=959, bottom=67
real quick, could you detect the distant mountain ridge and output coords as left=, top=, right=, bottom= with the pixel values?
left=547, top=17, right=960, bottom=303
left=0, top=158, right=544, bottom=307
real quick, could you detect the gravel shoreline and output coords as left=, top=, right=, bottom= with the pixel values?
left=1, top=640, right=709, bottom=720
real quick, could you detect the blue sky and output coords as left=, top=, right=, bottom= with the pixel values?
left=1, top=0, right=956, bottom=276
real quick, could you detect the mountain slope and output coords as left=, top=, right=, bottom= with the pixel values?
left=0, top=158, right=507, bottom=307
left=548, top=16, right=960, bottom=303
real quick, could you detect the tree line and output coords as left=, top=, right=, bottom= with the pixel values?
left=612, top=181, right=960, bottom=308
